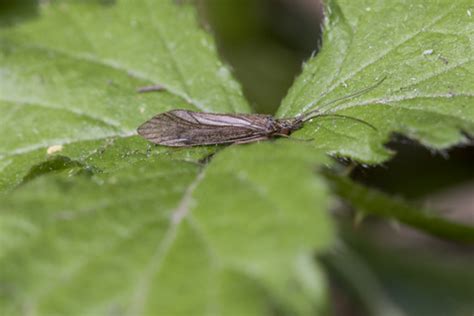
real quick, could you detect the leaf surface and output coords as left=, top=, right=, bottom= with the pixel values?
left=0, top=0, right=250, bottom=191
left=0, top=141, right=333, bottom=315
left=278, top=0, right=474, bottom=163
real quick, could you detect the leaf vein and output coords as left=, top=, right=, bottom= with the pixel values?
left=300, top=3, right=459, bottom=113
left=330, top=100, right=474, bottom=125
left=0, top=97, right=122, bottom=130
left=5, top=41, right=209, bottom=112
left=129, top=166, right=207, bottom=315
left=1, top=133, right=136, bottom=158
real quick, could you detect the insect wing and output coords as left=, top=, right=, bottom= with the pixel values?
left=137, top=110, right=272, bottom=146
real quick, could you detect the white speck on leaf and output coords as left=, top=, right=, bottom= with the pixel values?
left=423, top=49, right=434, bottom=56
left=467, top=9, right=472, bottom=17
left=47, top=145, right=63, bottom=155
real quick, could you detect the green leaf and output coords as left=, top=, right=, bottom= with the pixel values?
left=278, top=0, right=474, bottom=163
left=191, top=142, right=334, bottom=311
left=0, top=0, right=250, bottom=192
left=0, top=141, right=334, bottom=315
left=0, top=1, right=336, bottom=314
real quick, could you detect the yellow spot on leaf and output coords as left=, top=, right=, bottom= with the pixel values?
left=47, top=145, right=63, bottom=155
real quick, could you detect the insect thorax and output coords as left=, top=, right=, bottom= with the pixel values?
left=274, top=118, right=303, bottom=135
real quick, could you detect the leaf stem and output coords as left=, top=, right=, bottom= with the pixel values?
left=324, top=172, right=474, bottom=244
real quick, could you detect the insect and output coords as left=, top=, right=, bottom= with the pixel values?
left=137, top=78, right=384, bottom=147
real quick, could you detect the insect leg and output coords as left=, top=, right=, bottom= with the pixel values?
left=275, top=134, right=314, bottom=142
left=234, top=136, right=270, bottom=144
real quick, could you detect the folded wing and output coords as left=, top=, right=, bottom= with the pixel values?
left=137, top=109, right=272, bottom=146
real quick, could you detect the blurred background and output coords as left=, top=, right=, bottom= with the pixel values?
left=198, top=0, right=324, bottom=115
left=2, top=0, right=473, bottom=314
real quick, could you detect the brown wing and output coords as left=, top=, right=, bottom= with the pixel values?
left=137, top=110, right=274, bottom=147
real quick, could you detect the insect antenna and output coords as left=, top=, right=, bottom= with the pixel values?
left=306, top=113, right=378, bottom=131
left=298, top=76, right=387, bottom=122
left=295, top=76, right=386, bottom=131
